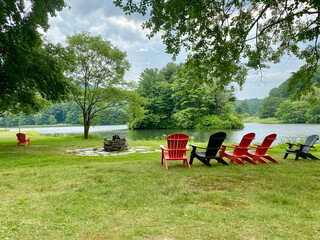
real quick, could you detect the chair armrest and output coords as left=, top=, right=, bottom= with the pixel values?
left=251, top=144, right=271, bottom=149
left=190, top=144, right=206, bottom=150
left=298, top=144, right=315, bottom=148
left=222, top=145, right=236, bottom=149
left=159, top=145, right=166, bottom=151
left=286, top=142, right=298, bottom=148
left=206, top=146, right=223, bottom=150
left=190, top=144, right=223, bottom=150
left=236, top=146, right=251, bottom=150
left=255, top=146, right=272, bottom=149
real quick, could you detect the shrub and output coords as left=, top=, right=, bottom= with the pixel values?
left=196, top=114, right=244, bottom=129
left=129, top=113, right=173, bottom=129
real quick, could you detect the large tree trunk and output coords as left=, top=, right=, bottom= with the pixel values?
left=84, top=123, right=90, bottom=139
left=84, top=117, right=91, bottom=139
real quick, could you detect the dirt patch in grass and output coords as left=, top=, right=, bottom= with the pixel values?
left=79, top=231, right=111, bottom=240
left=81, top=232, right=181, bottom=240
left=149, top=235, right=181, bottom=240
left=85, top=175, right=106, bottom=183
left=187, top=176, right=248, bottom=192
left=187, top=176, right=249, bottom=210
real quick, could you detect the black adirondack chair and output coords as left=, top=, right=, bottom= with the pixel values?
left=189, top=132, right=228, bottom=167
left=283, top=134, right=319, bottom=160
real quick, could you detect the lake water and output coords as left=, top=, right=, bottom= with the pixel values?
left=8, top=123, right=320, bottom=145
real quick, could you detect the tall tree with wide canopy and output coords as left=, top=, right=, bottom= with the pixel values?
left=66, top=32, right=143, bottom=139
left=114, top=0, right=320, bottom=97
left=0, top=0, right=69, bottom=115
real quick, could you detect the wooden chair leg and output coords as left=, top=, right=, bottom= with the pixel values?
left=307, top=153, right=319, bottom=160
left=253, top=155, right=268, bottom=164
left=186, top=160, right=191, bottom=169
left=241, top=157, right=257, bottom=165
left=161, top=152, right=164, bottom=165
left=189, top=155, right=194, bottom=165
left=216, top=157, right=229, bottom=165
left=198, top=157, right=212, bottom=167
left=264, top=155, right=278, bottom=163
left=230, top=156, right=245, bottom=164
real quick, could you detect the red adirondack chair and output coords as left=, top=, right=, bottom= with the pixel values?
left=219, top=132, right=256, bottom=164
left=16, top=133, right=31, bottom=147
left=246, top=134, right=278, bottom=163
left=160, top=133, right=190, bottom=170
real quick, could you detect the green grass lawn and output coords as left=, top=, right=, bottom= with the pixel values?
left=0, top=130, right=319, bottom=239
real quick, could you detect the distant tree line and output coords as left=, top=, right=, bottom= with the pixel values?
left=234, top=99, right=263, bottom=118
left=235, top=70, right=320, bottom=123
left=0, top=102, right=126, bottom=127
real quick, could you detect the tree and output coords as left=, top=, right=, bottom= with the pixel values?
left=130, top=63, right=243, bottom=129
left=134, top=66, right=175, bottom=128
left=0, top=0, right=69, bottom=115
left=114, top=0, right=320, bottom=97
left=235, top=100, right=253, bottom=117
left=257, top=96, right=284, bottom=118
left=65, top=33, right=143, bottom=139
left=276, top=100, right=309, bottom=123
left=48, top=115, right=57, bottom=125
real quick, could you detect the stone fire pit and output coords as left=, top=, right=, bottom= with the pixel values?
left=104, top=135, right=128, bottom=152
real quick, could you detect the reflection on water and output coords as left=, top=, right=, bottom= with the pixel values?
left=9, top=123, right=320, bottom=145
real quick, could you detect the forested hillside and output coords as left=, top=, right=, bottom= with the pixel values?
left=234, top=99, right=263, bottom=117
left=235, top=70, right=320, bottom=123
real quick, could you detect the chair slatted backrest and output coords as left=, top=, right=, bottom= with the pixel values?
left=17, top=133, right=26, bottom=142
left=256, top=134, right=277, bottom=155
left=167, top=133, right=189, bottom=159
left=234, top=132, right=255, bottom=155
left=302, top=134, right=319, bottom=153
left=205, top=132, right=227, bottom=158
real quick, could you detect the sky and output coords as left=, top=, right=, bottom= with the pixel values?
left=44, top=0, right=305, bottom=100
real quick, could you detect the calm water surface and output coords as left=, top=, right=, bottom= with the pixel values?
left=9, top=123, right=320, bottom=145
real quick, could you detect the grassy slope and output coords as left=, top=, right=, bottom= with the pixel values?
left=0, top=130, right=319, bottom=240
left=243, top=117, right=281, bottom=124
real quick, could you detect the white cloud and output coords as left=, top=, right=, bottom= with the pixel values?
left=139, top=48, right=148, bottom=52
left=105, top=16, right=142, bottom=31
left=45, top=26, right=67, bottom=45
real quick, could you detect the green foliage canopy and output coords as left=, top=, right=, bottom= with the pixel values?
left=131, top=63, right=243, bottom=129
left=257, top=96, right=285, bottom=119
left=0, top=0, right=69, bottom=115
left=114, top=0, right=320, bottom=97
